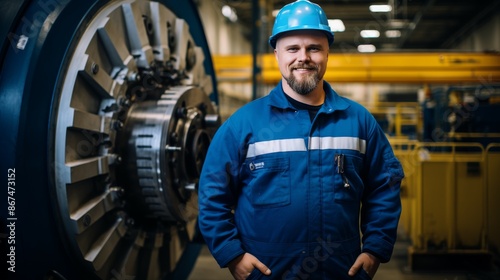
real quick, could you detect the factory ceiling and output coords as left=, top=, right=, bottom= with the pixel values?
left=212, top=0, right=500, bottom=52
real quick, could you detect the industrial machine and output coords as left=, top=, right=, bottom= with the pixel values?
left=0, top=0, right=220, bottom=279
left=425, top=84, right=500, bottom=145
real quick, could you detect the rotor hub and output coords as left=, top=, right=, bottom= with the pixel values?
left=119, top=86, right=218, bottom=223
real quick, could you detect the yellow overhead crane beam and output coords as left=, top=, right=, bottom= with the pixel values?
left=212, top=52, right=500, bottom=84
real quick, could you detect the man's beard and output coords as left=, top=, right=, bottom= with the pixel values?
left=284, top=64, right=321, bottom=95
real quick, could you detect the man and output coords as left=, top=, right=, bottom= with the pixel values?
left=198, top=0, right=404, bottom=279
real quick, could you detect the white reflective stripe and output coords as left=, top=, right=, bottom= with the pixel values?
left=246, top=138, right=307, bottom=158
left=309, top=137, right=366, bottom=154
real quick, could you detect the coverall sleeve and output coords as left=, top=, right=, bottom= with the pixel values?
left=198, top=120, right=246, bottom=267
left=360, top=119, right=404, bottom=263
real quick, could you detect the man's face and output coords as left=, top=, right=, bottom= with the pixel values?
left=274, top=30, right=329, bottom=95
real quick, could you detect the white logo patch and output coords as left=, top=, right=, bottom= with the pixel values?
left=254, top=162, right=265, bottom=169
left=249, top=161, right=265, bottom=170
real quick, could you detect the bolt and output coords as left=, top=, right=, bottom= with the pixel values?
left=82, top=214, right=91, bottom=227
left=108, top=154, right=122, bottom=165
left=131, top=87, right=147, bottom=102
left=176, top=107, right=187, bottom=118
left=199, top=102, right=207, bottom=112
left=170, top=132, right=178, bottom=141
left=111, top=120, right=124, bottom=131
left=118, top=97, right=131, bottom=108
left=91, top=62, right=99, bottom=75
left=127, top=72, right=140, bottom=82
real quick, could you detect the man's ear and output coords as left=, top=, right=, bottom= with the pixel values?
left=274, top=48, right=278, bottom=61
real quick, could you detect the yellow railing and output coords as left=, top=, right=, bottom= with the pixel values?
left=389, top=138, right=419, bottom=238
left=485, top=143, right=500, bottom=255
left=389, top=140, right=500, bottom=260
left=366, top=102, right=421, bottom=137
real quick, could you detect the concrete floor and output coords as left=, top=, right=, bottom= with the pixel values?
left=188, top=237, right=500, bottom=280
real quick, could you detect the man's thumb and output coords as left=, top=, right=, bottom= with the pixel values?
left=255, top=261, right=271, bottom=275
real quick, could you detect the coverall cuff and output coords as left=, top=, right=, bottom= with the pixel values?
left=213, top=239, right=246, bottom=268
left=362, top=238, right=395, bottom=263
left=362, top=249, right=384, bottom=263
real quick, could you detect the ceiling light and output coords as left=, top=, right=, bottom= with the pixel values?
left=328, top=19, right=345, bottom=32
left=360, top=30, right=380, bottom=38
left=369, top=4, right=392, bottom=12
left=385, top=30, right=401, bottom=38
left=222, top=5, right=232, bottom=17
left=222, top=5, right=238, bottom=22
left=358, top=44, right=376, bottom=53
left=272, top=9, right=280, bottom=17
left=387, top=20, right=408, bottom=29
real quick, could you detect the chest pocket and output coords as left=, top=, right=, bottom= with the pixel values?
left=243, top=157, right=290, bottom=208
left=334, top=153, right=364, bottom=202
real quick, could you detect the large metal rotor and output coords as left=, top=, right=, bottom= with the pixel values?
left=119, top=86, right=218, bottom=225
left=51, top=1, right=219, bottom=278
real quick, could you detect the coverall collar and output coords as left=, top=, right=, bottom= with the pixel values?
left=269, top=80, right=350, bottom=114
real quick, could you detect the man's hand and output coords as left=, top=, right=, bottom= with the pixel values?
left=227, top=253, right=271, bottom=280
left=348, top=252, right=380, bottom=278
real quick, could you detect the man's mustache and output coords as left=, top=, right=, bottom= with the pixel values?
left=290, top=63, right=318, bottom=71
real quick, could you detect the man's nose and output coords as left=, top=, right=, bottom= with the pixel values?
left=297, top=49, right=310, bottom=62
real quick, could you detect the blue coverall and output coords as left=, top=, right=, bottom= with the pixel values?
left=198, top=81, right=404, bottom=279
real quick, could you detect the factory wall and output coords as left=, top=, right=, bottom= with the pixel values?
left=196, top=1, right=250, bottom=55
left=457, top=11, right=500, bottom=52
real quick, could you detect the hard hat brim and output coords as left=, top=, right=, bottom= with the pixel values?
left=269, top=28, right=335, bottom=49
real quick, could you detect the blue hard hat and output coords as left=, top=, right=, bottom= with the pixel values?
left=269, top=0, right=334, bottom=48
